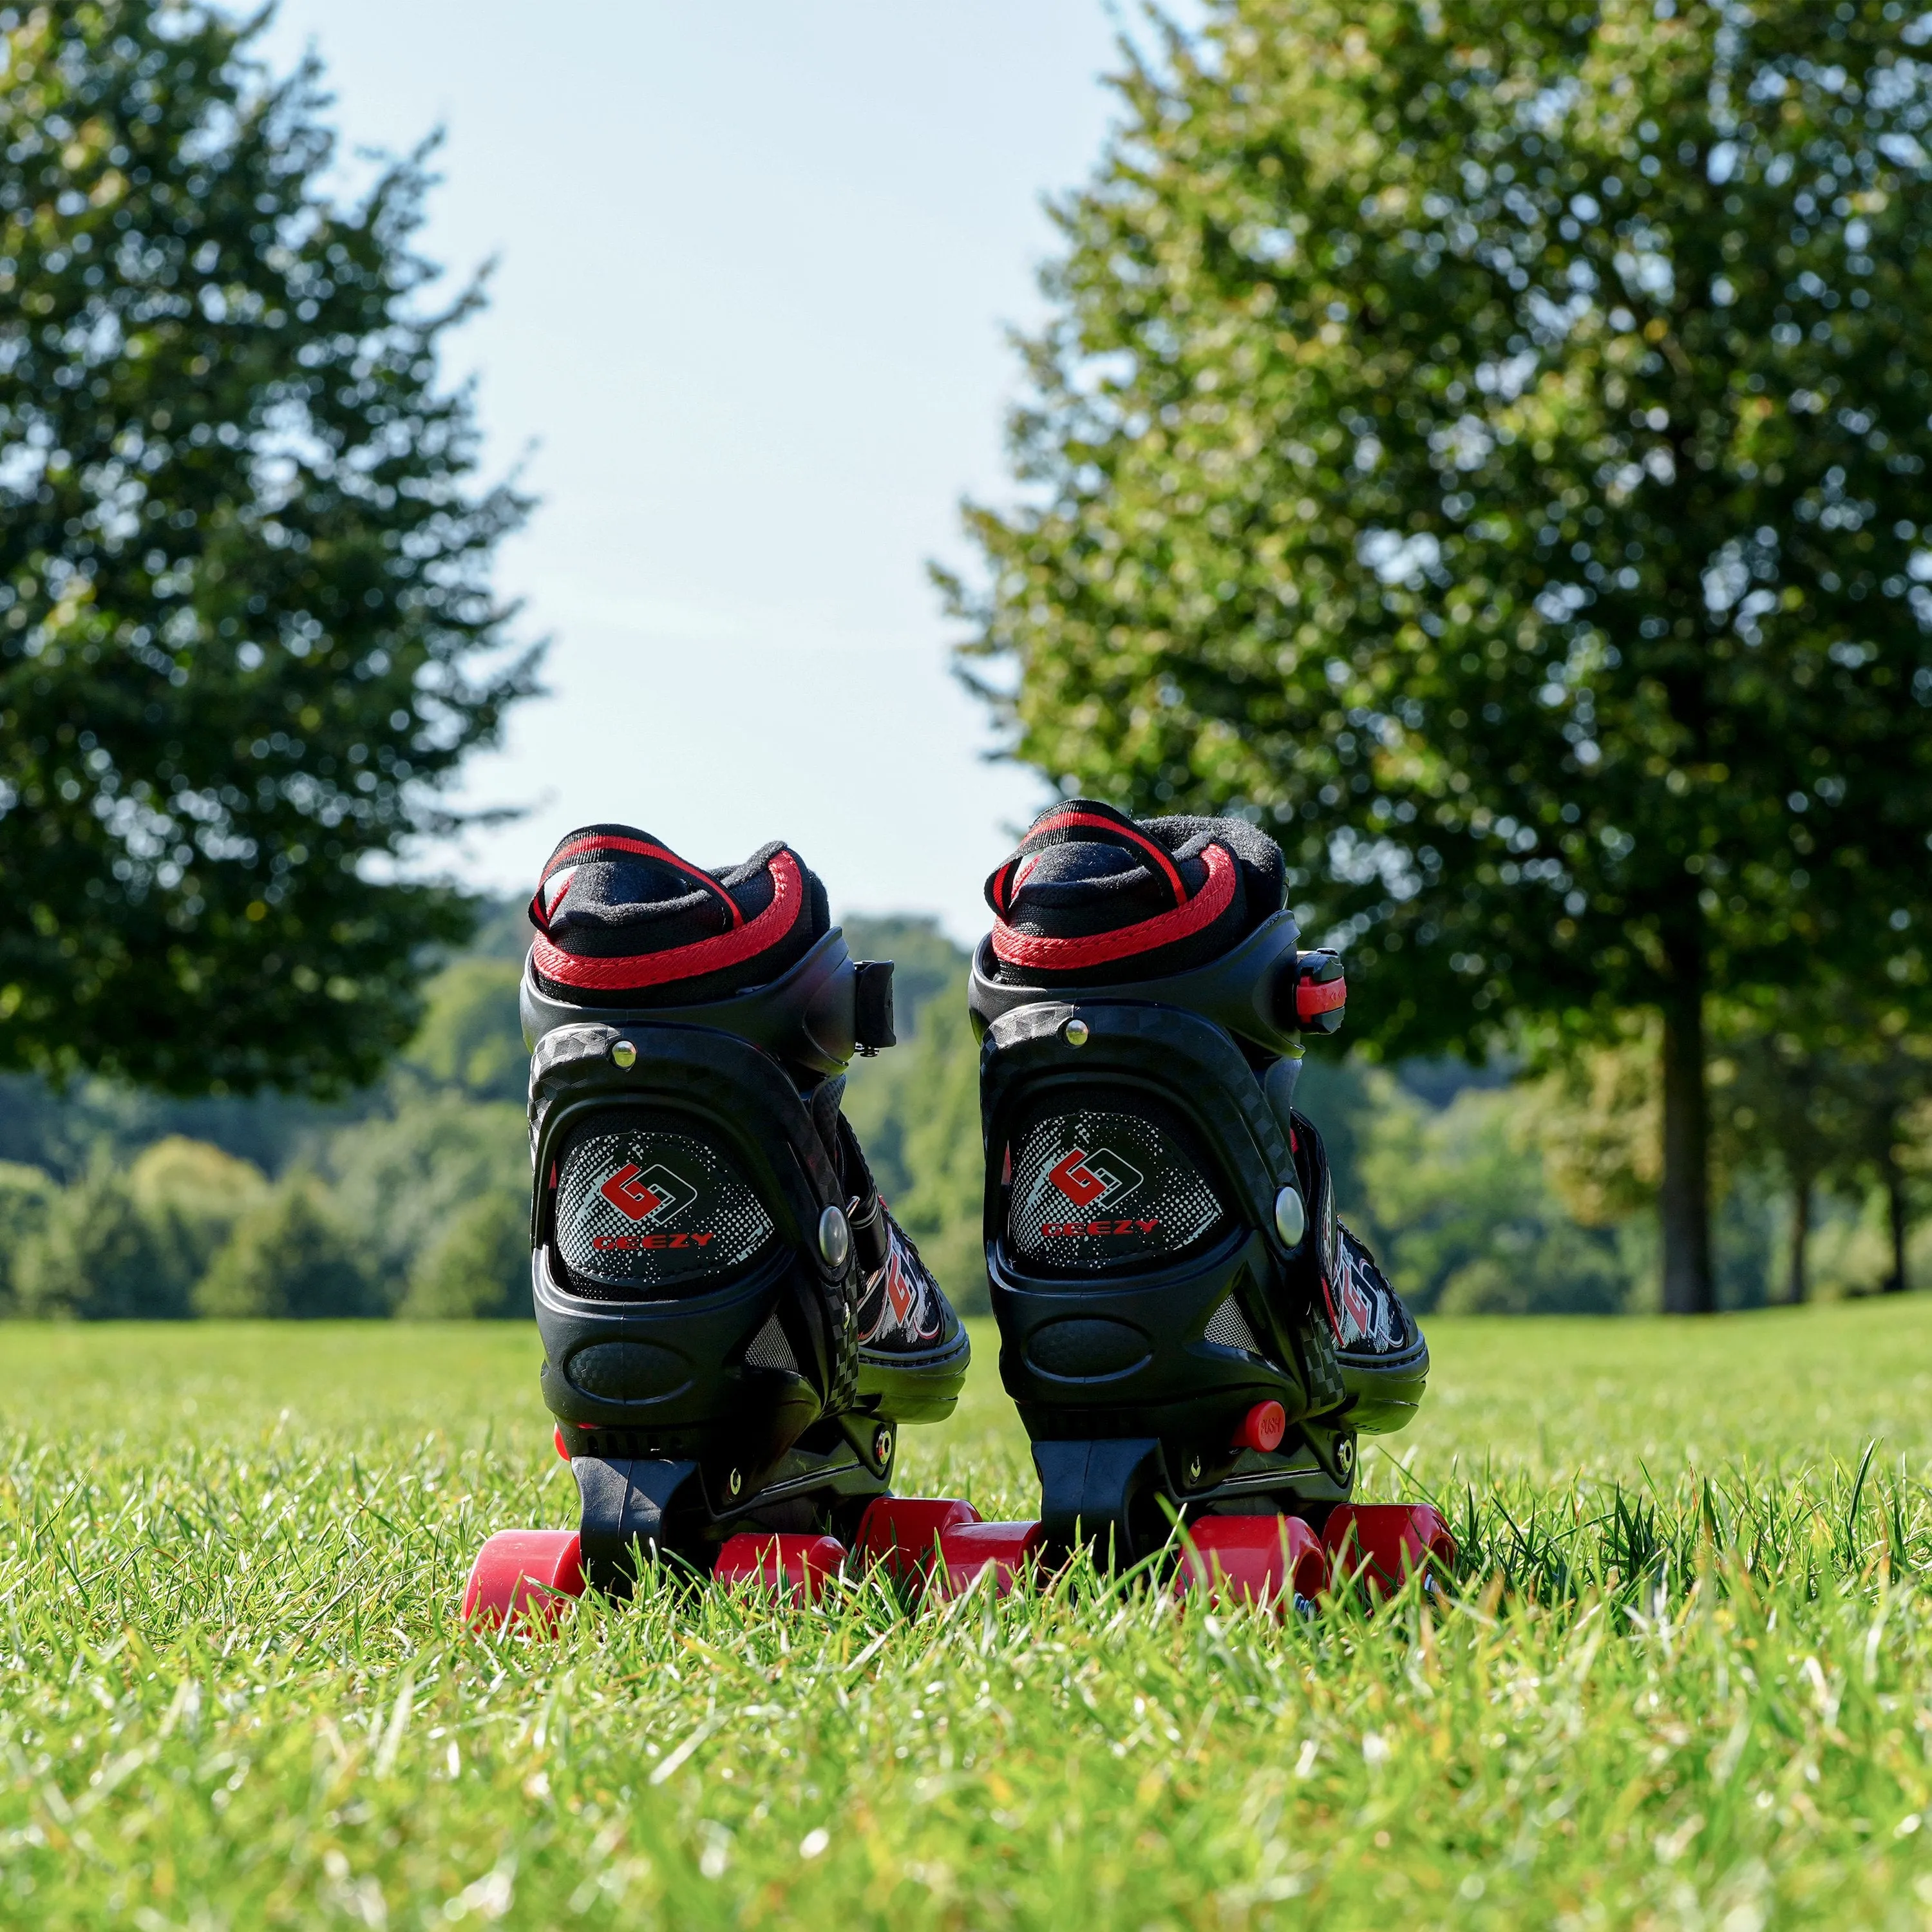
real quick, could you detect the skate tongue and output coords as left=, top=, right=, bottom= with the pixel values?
left=527, top=823, right=829, bottom=1005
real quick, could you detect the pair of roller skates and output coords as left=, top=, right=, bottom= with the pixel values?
left=462, top=804, right=1448, bottom=1629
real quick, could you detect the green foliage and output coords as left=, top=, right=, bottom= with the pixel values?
left=882, top=969, right=987, bottom=1309
left=840, top=933, right=987, bottom=1312
left=0, top=3, right=537, bottom=1094
left=399, top=960, right=528, bottom=1103
left=839, top=914, right=967, bottom=1037
left=399, top=1190, right=531, bottom=1320
left=0, top=1158, right=53, bottom=1310
left=126, top=1132, right=267, bottom=1294
left=195, top=1175, right=378, bottom=1318
left=15, top=1159, right=183, bottom=1318
left=948, top=0, right=1932, bottom=1310
left=5, top=1311, right=1932, bottom=1924
left=321, top=1093, right=529, bottom=1289
left=1359, top=1079, right=1633, bottom=1313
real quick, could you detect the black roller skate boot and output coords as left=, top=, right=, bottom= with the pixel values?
left=462, top=826, right=971, bottom=1625
left=934, top=800, right=1448, bottom=1607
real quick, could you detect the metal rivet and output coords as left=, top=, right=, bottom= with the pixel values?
left=610, top=1038, right=637, bottom=1070
left=873, top=1426, right=894, bottom=1467
left=818, top=1204, right=851, bottom=1270
left=1336, top=1438, right=1355, bottom=1477
left=1063, top=1017, right=1090, bottom=1047
left=728, top=1468, right=743, bottom=1497
left=1273, top=1185, right=1307, bottom=1249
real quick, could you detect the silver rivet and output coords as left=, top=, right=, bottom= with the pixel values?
left=873, top=1426, right=894, bottom=1466
left=818, top=1204, right=851, bottom=1270
left=1336, top=1438, right=1355, bottom=1477
left=728, top=1468, right=743, bottom=1497
left=1063, top=1018, right=1090, bottom=1047
left=610, top=1038, right=637, bottom=1070
left=1273, top=1186, right=1307, bottom=1249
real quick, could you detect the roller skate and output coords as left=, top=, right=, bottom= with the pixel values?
left=910, top=801, right=1448, bottom=1609
left=462, top=826, right=971, bottom=1627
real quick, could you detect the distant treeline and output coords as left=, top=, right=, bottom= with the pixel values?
left=0, top=906, right=1921, bottom=1320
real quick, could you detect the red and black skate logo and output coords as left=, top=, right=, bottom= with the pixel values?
left=592, top=1161, right=714, bottom=1252
left=1041, top=1146, right=1160, bottom=1239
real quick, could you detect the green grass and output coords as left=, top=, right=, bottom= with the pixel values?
left=5, top=1307, right=1932, bottom=1929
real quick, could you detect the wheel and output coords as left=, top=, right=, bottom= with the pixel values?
left=1176, top=1513, right=1327, bottom=1609
left=712, top=1532, right=846, bottom=1602
left=927, top=1520, right=1043, bottom=1600
left=462, top=1529, right=585, bottom=1631
left=853, top=1495, right=982, bottom=1586
left=1321, top=1503, right=1456, bottom=1600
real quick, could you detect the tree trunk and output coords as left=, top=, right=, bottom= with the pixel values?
left=1786, top=1175, right=1811, bottom=1305
left=1660, top=985, right=1714, bottom=1314
left=1882, top=1146, right=1909, bottom=1294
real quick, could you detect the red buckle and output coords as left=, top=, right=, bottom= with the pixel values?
left=1233, top=1401, right=1287, bottom=1453
left=1293, top=951, right=1347, bottom=1033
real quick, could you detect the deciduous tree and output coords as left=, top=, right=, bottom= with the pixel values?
left=947, top=0, right=1932, bottom=1310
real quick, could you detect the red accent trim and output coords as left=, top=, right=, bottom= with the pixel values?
left=535, top=833, right=743, bottom=930
left=990, top=843, right=1235, bottom=972
left=531, top=851, right=802, bottom=992
left=1296, top=975, right=1347, bottom=1021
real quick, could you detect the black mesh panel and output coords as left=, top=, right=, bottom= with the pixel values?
left=552, top=1116, right=775, bottom=1298
left=1007, top=1096, right=1228, bottom=1273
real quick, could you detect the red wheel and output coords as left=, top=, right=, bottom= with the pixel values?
left=854, top=1495, right=981, bottom=1586
left=713, top=1532, right=846, bottom=1602
left=929, top=1520, right=1043, bottom=1600
left=1322, top=1504, right=1456, bottom=1601
left=462, top=1529, right=585, bottom=1631
left=1177, top=1514, right=1327, bottom=1609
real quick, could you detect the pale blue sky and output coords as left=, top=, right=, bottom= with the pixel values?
left=252, top=3, right=1153, bottom=939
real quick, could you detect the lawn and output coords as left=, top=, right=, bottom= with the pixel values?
left=4, top=1306, right=1931, bottom=1929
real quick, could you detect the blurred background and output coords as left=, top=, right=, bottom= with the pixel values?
left=4, top=0, right=1928, bottom=1325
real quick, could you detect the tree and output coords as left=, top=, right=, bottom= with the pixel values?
left=195, top=1174, right=377, bottom=1317
left=0, top=1158, right=55, bottom=1311
left=126, top=1131, right=266, bottom=1289
left=0, top=3, right=536, bottom=1094
left=945, top=0, right=1932, bottom=1311
left=1710, top=1016, right=1839, bottom=1303
left=1830, top=1029, right=1932, bottom=1294
left=399, top=1189, right=529, bottom=1319
left=15, top=1159, right=184, bottom=1317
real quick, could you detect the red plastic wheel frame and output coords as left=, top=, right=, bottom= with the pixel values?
left=462, top=1529, right=587, bottom=1631
left=1322, top=1503, right=1457, bottom=1600
left=1177, top=1513, right=1327, bottom=1608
